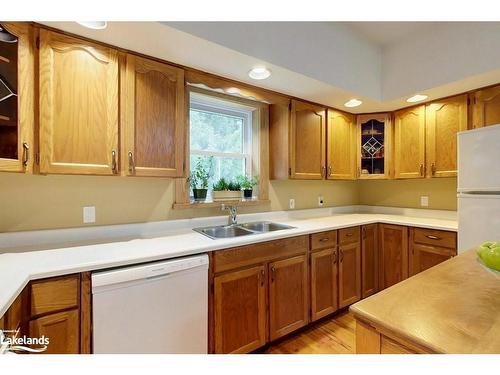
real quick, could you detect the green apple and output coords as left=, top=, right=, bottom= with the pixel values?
left=477, top=241, right=500, bottom=259
left=480, top=246, right=500, bottom=272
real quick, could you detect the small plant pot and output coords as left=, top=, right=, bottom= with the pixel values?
left=212, top=190, right=242, bottom=201
left=192, top=188, right=208, bottom=201
left=243, top=189, right=253, bottom=199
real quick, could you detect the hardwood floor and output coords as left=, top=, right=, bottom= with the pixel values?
left=262, top=310, right=355, bottom=354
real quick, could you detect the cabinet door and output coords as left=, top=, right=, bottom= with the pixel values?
left=29, top=309, right=80, bottom=354
left=0, top=22, right=34, bottom=173
left=269, top=255, right=309, bottom=340
left=361, top=224, right=378, bottom=298
left=379, top=224, right=408, bottom=290
left=394, top=106, right=425, bottom=179
left=357, top=114, right=392, bottom=179
left=290, top=100, right=326, bottom=179
left=425, top=95, right=467, bottom=178
left=471, top=84, right=500, bottom=129
left=310, top=248, right=338, bottom=321
left=39, top=30, right=119, bottom=175
left=213, top=265, right=266, bottom=354
left=124, top=54, right=185, bottom=177
left=409, top=243, right=455, bottom=276
left=326, top=109, right=356, bottom=179
left=338, top=241, right=361, bottom=308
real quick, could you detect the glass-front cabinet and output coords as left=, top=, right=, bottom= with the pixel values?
left=0, top=23, right=33, bottom=173
left=356, top=113, right=392, bottom=179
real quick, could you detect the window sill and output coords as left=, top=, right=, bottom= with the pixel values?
left=172, top=199, right=271, bottom=210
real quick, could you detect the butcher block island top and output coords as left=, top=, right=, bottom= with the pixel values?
left=350, top=249, right=500, bottom=354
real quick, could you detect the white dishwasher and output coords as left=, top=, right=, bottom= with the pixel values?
left=92, top=254, right=208, bottom=354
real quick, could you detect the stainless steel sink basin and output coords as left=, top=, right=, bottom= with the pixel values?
left=239, top=221, right=296, bottom=233
left=193, top=221, right=296, bottom=239
left=193, top=225, right=254, bottom=239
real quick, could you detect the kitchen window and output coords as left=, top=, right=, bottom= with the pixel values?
left=189, top=91, right=254, bottom=196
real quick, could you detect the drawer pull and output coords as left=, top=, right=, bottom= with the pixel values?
left=426, top=235, right=441, bottom=240
left=345, top=233, right=353, bottom=237
left=319, top=238, right=330, bottom=242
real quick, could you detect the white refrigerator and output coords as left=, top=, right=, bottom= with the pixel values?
left=458, top=124, right=500, bottom=253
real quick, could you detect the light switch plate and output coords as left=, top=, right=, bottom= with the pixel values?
left=289, top=198, right=295, bottom=210
left=420, top=196, right=429, bottom=207
left=83, top=206, right=96, bottom=224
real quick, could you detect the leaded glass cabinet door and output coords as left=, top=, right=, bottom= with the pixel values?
left=356, top=114, right=392, bottom=179
left=0, top=22, right=34, bottom=173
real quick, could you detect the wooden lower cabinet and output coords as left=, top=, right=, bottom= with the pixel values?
left=29, top=309, right=80, bottom=354
left=310, top=248, right=338, bottom=321
left=361, top=224, right=378, bottom=298
left=213, top=265, right=267, bottom=354
left=379, top=224, right=408, bottom=290
left=269, top=255, right=309, bottom=340
left=338, top=241, right=361, bottom=308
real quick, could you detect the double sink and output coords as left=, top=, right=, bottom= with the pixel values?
left=194, top=221, right=296, bottom=240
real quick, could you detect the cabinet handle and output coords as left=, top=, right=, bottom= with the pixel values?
left=328, top=165, right=332, bottom=177
left=22, top=142, right=29, bottom=167
left=111, top=150, right=117, bottom=174
left=357, top=167, right=361, bottom=178
left=339, top=250, right=344, bottom=263
left=346, top=233, right=353, bottom=237
left=420, top=163, right=424, bottom=176
left=128, top=151, right=135, bottom=174
left=319, top=237, right=330, bottom=242
left=333, top=250, right=337, bottom=264
left=362, top=227, right=366, bottom=239
left=271, top=266, right=276, bottom=283
left=260, top=269, right=265, bottom=287
left=431, top=162, right=436, bottom=176
left=425, top=235, right=441, bottom=240
left=321, top=166, right=326, bottom=178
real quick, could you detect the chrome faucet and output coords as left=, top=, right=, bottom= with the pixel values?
left=221, top=204, right=238, bottom=225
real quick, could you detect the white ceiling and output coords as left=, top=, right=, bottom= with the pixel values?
left=40, top=21, right=500, bottom=113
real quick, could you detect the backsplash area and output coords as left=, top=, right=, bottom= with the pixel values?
left=0, top=173, right=455, bottom=232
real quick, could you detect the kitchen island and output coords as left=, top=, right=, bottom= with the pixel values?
left=350, top=249, right=500, bottom=354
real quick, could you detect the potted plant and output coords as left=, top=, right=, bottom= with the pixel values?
left=212, top=178, right=242, bottom=201
left=237, top=175, right=259, bottom=199
left=189, top=157, right=213, bottom=201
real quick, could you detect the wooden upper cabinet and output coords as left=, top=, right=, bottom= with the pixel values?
left=123, top=54, right=185, bottom=177
left=361, top=224, right=378, bottom=298
left=393, top=105, right=425, bottom=179
left=0, top=22, right=34, bottom=173
left=310, top=247, right=338, bottom=321
left=290, top=100, right=326, bottom=179
left=470, top=84, right=500, bottom=129
left=213, top=265, right=266, bottom=354
left=38, top=30, right=119, bottom=175
left=425, top=95, right=467, bottom=178
left=338, top=239, right=361, bottom=308
left=379, top=224, right=408, bottom=290
left=269, top=255, right=309, bottom=340
left=326, top=109, right=356, bottom=179
left=357, top=113, right=392, bottom=179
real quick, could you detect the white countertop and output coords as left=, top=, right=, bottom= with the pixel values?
left=0, top=206, right=457, bottom=317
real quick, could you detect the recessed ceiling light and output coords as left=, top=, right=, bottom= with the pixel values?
left=344, top=99, right=362, bottom=108
left=77, top=21, right=107, bottom=30
left=407, top=94, right=428, bottom=103
left=248, top=67, right=271, bottom=80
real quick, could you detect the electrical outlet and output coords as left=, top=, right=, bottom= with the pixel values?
left=83, top=206, right=96, bottom=224
left=318, top=195, right=324, bottom=207
left=289, top=198, right=295, bottom=210
left=420, top=196, right=429, bottom=207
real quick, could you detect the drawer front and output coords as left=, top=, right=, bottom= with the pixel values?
left=339, top=226, right=360, bottom=245
left=213, top=235, right=309, bottom=273
left=30, top=275, right=79, bottom=317
left=311, top=231, right=337, bottom=251
left=413, top=228, right=456, bottom=250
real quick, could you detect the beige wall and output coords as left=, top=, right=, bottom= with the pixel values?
left=0, top=173, right=456, bottom=233
left=0, top=174, right=359, bottom=232
left=358, top=177, right=457, bottom=210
